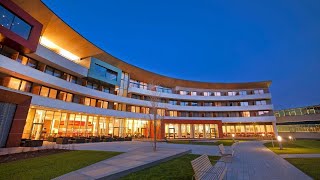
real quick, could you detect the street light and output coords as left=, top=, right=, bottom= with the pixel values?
left=277, top=136, right=283, bottom=150
left=232, top=134, right=235, bottom=142
left=289, top=136, right=292, bottom=141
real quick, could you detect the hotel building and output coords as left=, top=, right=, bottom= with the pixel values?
left=0, top=0, right=277, bottom=147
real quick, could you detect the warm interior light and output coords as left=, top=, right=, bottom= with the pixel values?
left=40, top=36, right=80, bottom=61
left=277, top=136, right=282, bottom=142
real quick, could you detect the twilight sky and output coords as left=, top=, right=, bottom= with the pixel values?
left=43, top=0, right=320, bottom=110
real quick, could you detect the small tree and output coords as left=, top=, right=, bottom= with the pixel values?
left=146, top=81, right=166, bottom=152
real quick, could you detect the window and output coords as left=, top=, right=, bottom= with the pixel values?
left=95, top=64, right=118, bottom=81
left=0, top=5, right=32, bottom=39
left=214, top=102, right=222, bottom=106
left=48, top=89, right=57, bottom=99
left=191, top=91, right=197, bottom=96
left=180, top=102, right=188, bottom=106
left=239, top=91, right=247, bottom=95
left=256, top=100, right=267, bottom=105
left=258, top=111, right=269, bottom=116
left=203, top=92, right=211, bottom=96
left=204, top=102, right=212, bottom=106
left=214, top=92, right=221, bottom=96
left=254, top=89, right=264, bottom=94
left=240, top=102, right=249, bottom=106
left=84, top=97, right=96, bottom=107
left=169, top=111, right=178, bottom=117
left=39, top=86, right=50, bottom=97
left=59, top=91, right=73, bottom=102
left=45, top=66, right=62, bottom=78
left=65, top=73, right=77, bottom=84
left=242, top=111, right=250, bottom=117
left=169, top=100, right=177, bottom=105
left=228, top=91, right=237, bottom=96
left=157, top=109, right=165, bottom=116
left=97, top=100, right=108, bottom=109
left=6, top=77, right=31, bottom=92
left=180, top=91, right=187, bottom=95
left=191, top=102, right=198, bottom=106
left=106, top=69, right=118, bottom=81
left=87, top=81, right=99, bottom=90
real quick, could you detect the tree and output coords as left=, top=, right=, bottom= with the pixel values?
left=146, top=81, right=166, bottom=152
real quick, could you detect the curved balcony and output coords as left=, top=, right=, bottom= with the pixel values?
left=129, top=87, right=272, bottom=101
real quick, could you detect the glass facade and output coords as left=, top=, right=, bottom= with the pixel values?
left=22, top=108, right=152, bottom=140
left=0, top=5, right=32, bottom=39
left=165, top=123, right=219, bottom=139
left=222, top=124, right=274, bottom=137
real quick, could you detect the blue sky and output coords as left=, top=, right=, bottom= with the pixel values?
left=43, top=0, right=320, bottom=110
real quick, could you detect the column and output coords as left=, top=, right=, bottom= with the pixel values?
left=272, top=122, right=278, bottom=137
left=178, top=124, right=182, bottom=138
left=203, top=124, right=206, bottom=138
left=190, top=124, right=194, bottom=138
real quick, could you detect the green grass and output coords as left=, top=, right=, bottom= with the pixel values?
left=286, top=158, right=320, bottom=179
left=121, top=154, right=220, bottom=180
left=167, top=139, right=242, bottom=146
left=0, top=150, right=121, bottom=180
left=264, top=140, right=320, bottom=154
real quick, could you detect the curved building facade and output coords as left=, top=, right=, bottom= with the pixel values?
left=0, top=0, right=276, bottom=147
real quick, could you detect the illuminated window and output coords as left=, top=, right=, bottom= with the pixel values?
left=214, top=92, right=221, bottom=96
left=191, top=91, right=197, bottom=96
left=228, top=91, right=237, bottom=96
left=242, top=111, right=250, bottom=117
left=203, top=92, right=211, bottom=96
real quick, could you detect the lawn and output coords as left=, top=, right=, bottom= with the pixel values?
left=285, top=158, right=320, bottom=179
left=0, top=150, right=121, bottom=180
left=167, top=139, right=238, bottom=146
left=264, top=140, right=320, bottom=154
left=121, top=154, right=220, bottom=180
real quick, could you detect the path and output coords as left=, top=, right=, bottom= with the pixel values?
left=227, top=141, right=312, bottom=180
left=53, top=147, right=190, bottom=180
left=280, top=154, right=320, bottom=158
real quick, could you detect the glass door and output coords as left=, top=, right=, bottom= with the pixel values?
left=31, top=123, right=43, bottom=140
left=168, top=128, right=175, bottom=139
left=210, top=128, right=217, bottom=138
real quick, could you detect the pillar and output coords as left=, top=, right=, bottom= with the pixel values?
left=178, top=124, right=182, bottom=138
left=272, top=122, right=278, bottom=137
left=190, top=124, right=194, bottom=138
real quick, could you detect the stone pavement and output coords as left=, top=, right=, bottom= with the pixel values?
left=53, top=146, right=191, bottom=180
left=69, top=140, right=221, bottom=156
left=226, top=141, right=312, bottom=180
left=280, top=153, right=320, bottom=158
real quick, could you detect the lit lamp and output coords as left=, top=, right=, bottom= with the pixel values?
left=232, top=133, right=235, bottom=142
left=289, top=136, right=292, bottom=141
left=277, top=136, right=283, bottom=150
left=262, top=133, right=265, bottom=139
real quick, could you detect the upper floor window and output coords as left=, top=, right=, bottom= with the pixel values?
left=254, top=89, right=264, bottom=94
left=5, top=77, right=32, bottom=92
left=95, top=64, right=118, bottom=81
left=240, top=102, right=249, bottom=106
left=214, top=92, right=221, bottom=96
left=239, top=91, right=247, bottom=95
left=228, top=91, right=237, bottom=96
left=242, top=111, right=250, bottom=117
left=190, top=91, right=197, bottom=96
left=169, top=100, right=177, bottom=105
left=256, top=100, right=267, bottom=105
left=203, top=92, right=211, bottom=96
left=180, top=91, right=187, bottom=95
left=0, top=5, right=32, bottom=39
left=180, top=101, right=188, bottom=106
left=191, top=102, right=198, bottom=106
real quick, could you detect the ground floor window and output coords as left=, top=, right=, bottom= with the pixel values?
left=22, top=108, right=151, bottom=140
left=222, top=123, right=274, bottom=137
left=164, top=123, right=219, bottom=139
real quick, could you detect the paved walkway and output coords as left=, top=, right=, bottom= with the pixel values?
left=66, top=141, right=221, bottom=156
left=54, top=147, right=190, bottom=180
left=227, top=141, right=312, bottom=180
left=280, top=153, right=320, bottom=158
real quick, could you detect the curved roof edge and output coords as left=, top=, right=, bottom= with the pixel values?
left=14, top=0, right=272, bottom=89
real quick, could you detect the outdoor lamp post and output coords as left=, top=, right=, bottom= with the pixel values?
left=262, top=133, right=265, bottom=140
left=277, top=136, right=283, bottom=150
left=232, top=134, right=235, bottom=142
left=289, top=136, right=292, bottom=141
